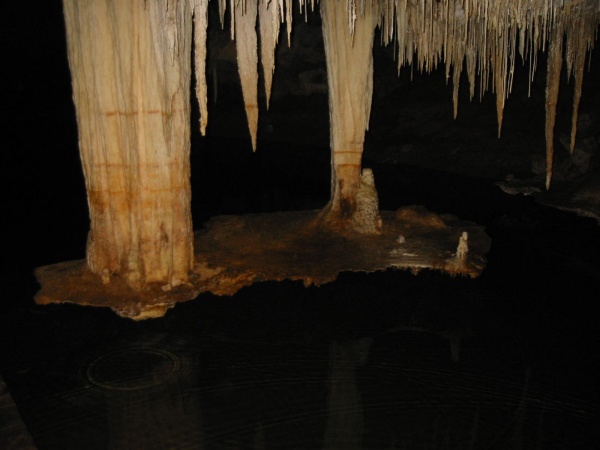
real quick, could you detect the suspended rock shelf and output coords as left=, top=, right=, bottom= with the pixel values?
left=35, top=206, right=490, bottom=320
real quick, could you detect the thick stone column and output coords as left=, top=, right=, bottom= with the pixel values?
left=319, top=0, right=378, bottom=231
left=63, top=0, right=194, bottom=290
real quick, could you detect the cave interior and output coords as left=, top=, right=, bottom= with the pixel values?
left=2, top=1, right=600, bottom=448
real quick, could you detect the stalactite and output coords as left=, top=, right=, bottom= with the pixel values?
left=234, top=0, right=259, bottom=151
left=218, top=0, right=227, bottom=27
left=545, top=16, right=564, bottom=190
left=259, top=0, right=280, bottom=109
left=193, top=0, right=209, bottom=135
left=229, top=0, right=235, bottom=39
left=190, top=0, right=599, bottom=186
left=569, top=49, right=585, bottom=154
left=285, top=0, right=294, bottom=45
left=565, top=11, right=597, bottom=153
left=46, top=0, right=600, bottom=318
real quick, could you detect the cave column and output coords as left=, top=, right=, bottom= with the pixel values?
left=63, top=0, right=194, bottom=290
left=320, top=0, right=378, bottom=229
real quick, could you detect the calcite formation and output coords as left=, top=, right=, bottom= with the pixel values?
left=35, top=0, right=600, bottom=319
left=193, top=0, right=600, bottom=189
left=36, top=207, right=491, bottom=319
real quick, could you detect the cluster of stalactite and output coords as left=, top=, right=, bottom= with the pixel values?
left=192, top=0, right=599, bottom=188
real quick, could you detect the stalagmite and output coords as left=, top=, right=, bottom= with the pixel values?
left=456, top=232, right=469, bottom=260
left=61, top=0, right=194, bottom=292
left=354, top=169, right=383, bottom=235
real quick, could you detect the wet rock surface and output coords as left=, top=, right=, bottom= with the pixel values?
left=35, top=207, right=490, bottom=319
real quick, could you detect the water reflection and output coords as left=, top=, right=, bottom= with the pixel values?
left=325, top=338, right=372, bottom=449
left=75, top=325, right=593, bottom=450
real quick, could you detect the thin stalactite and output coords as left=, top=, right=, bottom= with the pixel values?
left=193, top=0, right=209, bottom=135
left=545, top=17, right=564, bottom=190
left=234, top=0, right=259, bottom=151
left=258, top=0, right=280, bottom=109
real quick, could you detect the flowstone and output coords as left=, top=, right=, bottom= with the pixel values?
left=35, top=206, right=490, bottom=319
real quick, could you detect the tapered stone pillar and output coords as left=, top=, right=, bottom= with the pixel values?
left=63, top=0, right=194, bottom=290
left=319, top=0, right=378, bottom=231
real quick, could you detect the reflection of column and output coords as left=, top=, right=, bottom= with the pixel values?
left=105, top=387, right=203, bottom=450
left=324, top=338, right=372, bottom=450
left=88, top=347, right=203, bottom=449
left=510, top=367, right=531, bottom=450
